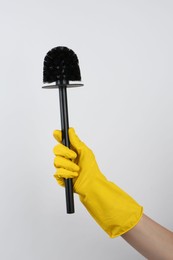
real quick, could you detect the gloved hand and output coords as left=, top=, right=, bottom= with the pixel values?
left=53, top=128, right=143, bottom=238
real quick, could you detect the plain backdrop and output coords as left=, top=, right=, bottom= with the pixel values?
left=0, top=1, right=173, bottom=259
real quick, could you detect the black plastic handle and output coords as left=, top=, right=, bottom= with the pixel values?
left=58, top=85, right=75, bottom=214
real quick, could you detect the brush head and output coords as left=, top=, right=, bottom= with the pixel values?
left=43, top=46, right=81, bottom=84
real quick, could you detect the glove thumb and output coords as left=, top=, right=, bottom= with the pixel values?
left=68, top=128, right=83, bottom=152
left=53, top=127, right=83, bottom=151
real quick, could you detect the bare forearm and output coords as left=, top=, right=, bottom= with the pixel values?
left=122, top=214, right=173, bottom=260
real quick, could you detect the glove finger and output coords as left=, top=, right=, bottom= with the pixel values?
left=54, top=175, right=65, bottom=187
left=53, top=130, right=62, bottom=143
left=54, top=169, right=78, bottom=187
left=54, top=156, right=80, bottom=172
left=54, top=168, right=79, bottom=179
left=53, top=143, right=77, bottom=159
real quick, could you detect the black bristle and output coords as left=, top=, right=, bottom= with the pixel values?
left=43, top=46, right=81, bottom=83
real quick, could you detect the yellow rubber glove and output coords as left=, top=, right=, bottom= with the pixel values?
left=53, top=128, right=143, bottom=238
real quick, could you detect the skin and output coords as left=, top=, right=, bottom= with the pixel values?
left=122, top=214, right=173, bottom=260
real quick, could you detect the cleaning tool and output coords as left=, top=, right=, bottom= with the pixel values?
left=42, top=46, right=83, bottom=214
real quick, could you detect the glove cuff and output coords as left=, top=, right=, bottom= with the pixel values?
left=79, top=178, right=143, bottom=238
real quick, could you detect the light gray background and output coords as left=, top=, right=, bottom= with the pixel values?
left=0, top=1, right=173, bottom=259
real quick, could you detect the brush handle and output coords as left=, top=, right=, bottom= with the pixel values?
left=59, top=86, right=75, bottom=214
